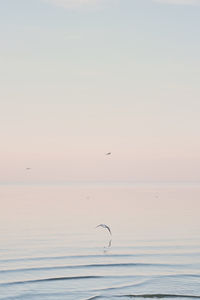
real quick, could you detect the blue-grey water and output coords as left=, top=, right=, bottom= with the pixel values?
left=0, top=183, right=200, bottom=300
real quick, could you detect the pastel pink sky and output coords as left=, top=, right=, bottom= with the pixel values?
left=1, top=0, right=200, bottom=183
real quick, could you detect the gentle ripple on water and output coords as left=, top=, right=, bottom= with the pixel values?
left=0, top=237, right=200, bottom=300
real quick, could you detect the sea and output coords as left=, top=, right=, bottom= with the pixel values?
left=0, top=183, right=200, bottom=300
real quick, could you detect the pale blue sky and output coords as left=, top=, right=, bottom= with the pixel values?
left=0, top=0, right=200, bottom=182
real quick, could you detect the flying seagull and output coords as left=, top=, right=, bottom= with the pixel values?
left=96, top=224, right=112, bottom=236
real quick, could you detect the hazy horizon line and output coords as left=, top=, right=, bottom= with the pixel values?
left=1, top=180, right=200, bottom=186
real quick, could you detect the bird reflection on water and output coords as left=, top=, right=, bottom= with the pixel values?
left=104, top=238, right=112, bottom=253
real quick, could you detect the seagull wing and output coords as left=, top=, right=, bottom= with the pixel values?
left=105, top=225, right=112, bottom=235
left=96, top=224, right=112, bottom=236
left=96, top=224, right=103, bottom=228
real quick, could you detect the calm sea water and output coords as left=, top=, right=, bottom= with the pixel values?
left=0, top=183, right=200, bottom=300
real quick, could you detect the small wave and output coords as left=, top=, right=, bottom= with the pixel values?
left=0, top=262, right=185, bottom=274
left=92, top=280, right=151, bottom=293
left=84, top=296, right=101, bottom=300
left=0, top=275, right=103, bottom=286
left=0, top=254, right=127, bottom=263
left=117, top=294, right=200, bottom=299
left=0, top=292, right=76, bottom=300
left=162, top=274, right=200, bottom=279
left=1, top=251, right=200, bottom=264
left=0, top=275, right=147, bottom=287
left=0, top=254, right=136, bottom=263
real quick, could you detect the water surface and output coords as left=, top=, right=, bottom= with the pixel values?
left=0, top=183, right=200, bottom=299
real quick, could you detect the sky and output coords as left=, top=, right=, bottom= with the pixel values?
left=0, top=0, right=200, bottom=183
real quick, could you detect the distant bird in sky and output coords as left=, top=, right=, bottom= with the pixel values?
left=106, top=152, right=111, bottom=156
left=96, top=224, right=112, bottom=236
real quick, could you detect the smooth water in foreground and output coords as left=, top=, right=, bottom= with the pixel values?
left=0, top=183, right=200, bottom=300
